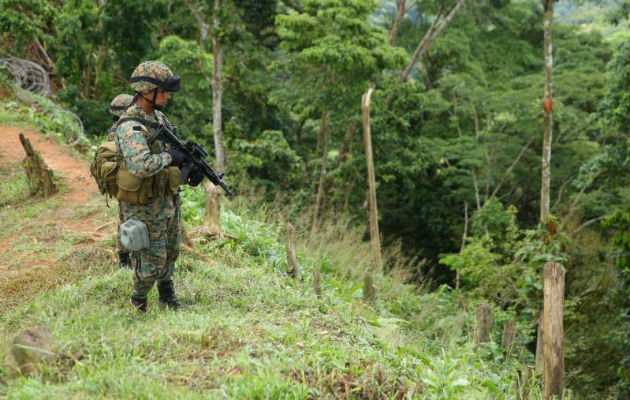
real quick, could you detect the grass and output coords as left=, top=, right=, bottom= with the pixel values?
left=0, top=103, right=542, bottom=397
left=0, top=165, right=31, bottom=207
left=0, top=181, right=543, bottom=399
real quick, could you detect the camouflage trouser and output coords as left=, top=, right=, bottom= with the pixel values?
left=117, top=204, right=128, bottom=256
left=120, top=195, right=181, bottom=299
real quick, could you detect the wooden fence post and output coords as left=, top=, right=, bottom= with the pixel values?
left=536, top=312, right=544, bottom=371
left=201, top=182, right=222, bottom=238
left=543, top=262, right=565, bottom=400
left=517, top=364, right=535, bottom=400
left=476, top=302, right=493, bottom=345
left=361, top=85, right=382, bottom=273
left=363, top=274, right=375, bottom=304
left=19, top=133, right=56, bottom=197
left=286, top=222, right=298, bottom=279
left=501, top=321, right=517, bottom=358
left=313, top=267, right=321, bottom=298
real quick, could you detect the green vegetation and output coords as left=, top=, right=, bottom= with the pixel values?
left=1, top=183, right=543, bottom=399
left=1, top=0, right=628, bottom=397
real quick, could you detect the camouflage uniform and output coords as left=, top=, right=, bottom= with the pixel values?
left=116, top=104, right=180, bottom=299
left=108, top=94, right=134, bottom=268
left=116, top=61, right=183, bottom=309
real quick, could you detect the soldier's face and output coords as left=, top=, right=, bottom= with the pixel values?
left=156, top=88, right=171, bottom=107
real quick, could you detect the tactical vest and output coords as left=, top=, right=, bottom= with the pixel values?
left=90, top=117, right=180, bottom=205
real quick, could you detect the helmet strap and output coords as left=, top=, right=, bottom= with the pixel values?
left=138, top=88, right=159, bottom=110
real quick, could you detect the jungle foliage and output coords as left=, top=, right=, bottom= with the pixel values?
left=1, top=0, right=628, bottom=397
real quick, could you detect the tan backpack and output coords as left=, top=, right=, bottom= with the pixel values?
left=90, top=139, right=121, bottom=199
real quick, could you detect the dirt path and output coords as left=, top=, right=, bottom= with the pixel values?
left=0, top=125, right=117, bottom=312
left=0, top=126, right=96, bottom=205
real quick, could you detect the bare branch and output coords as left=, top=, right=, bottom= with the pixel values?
left=552, top=176, right=573, bottom=212
left=280, top=0, right=304, bottom=13
left=404, top=0, right=418, bottom=14
left=568, top=216, right=607, bottom=237
left=399, top=6, right=443, bottom=82
left=472, top=170, right=481, bottom=211
left=400, top=0, right=468, bottom=82
left=490, top=137, right=535, bottom=198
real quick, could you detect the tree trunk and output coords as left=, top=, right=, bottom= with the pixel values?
left=311, top=111, right=329, bottom=234
left=388, top=0, right=407, bottom=45
left=212, top=0, right=225, bottom=171
left=19, top=133, right=56, bottom=197
left=543, top=262, right=565, bottom=400
left=337, top=122, right=357, bottom=163
left=362, top=86, right=382, bottom=272
left=540, top=0, right=554, bottom=221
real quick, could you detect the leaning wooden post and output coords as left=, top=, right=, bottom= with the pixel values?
left=19, top=133, right=56, bottom=197
left=286, top=222, right=298, bottom=279
left=476, top=302, right=493, bottom=345
left=361, top=85, right=382, bottom=273
left=543, top=262, right=565, bottom=400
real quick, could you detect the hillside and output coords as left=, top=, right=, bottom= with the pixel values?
left=0, top=106, right=535, bottom=398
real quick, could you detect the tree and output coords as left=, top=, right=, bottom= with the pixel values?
left=275, top=0, right=405, bottom=228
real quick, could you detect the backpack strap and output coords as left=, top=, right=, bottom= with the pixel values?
left=116, top=117, right=163, bottom=143
left=116, top=117, right=161, bottom=130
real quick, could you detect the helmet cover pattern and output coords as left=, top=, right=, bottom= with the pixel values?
left=109, top=94, right=134, bottom=117
left=129, top=61, right=180, bottom=93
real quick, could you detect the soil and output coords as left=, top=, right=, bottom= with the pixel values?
left=0, top=125, right=116, bottom=313
left=0, top=126, right=96, bottom=205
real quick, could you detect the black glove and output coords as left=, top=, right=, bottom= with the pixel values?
left=187, top=168, right=204, bottom=187
left=167, top=149, right=185, bottom=167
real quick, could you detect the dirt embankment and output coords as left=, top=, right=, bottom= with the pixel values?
left=0, top=126, right=117, bottom=312
left=0, top=126, right=96, bottom=205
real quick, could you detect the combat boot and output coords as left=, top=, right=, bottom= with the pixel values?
left=130, top=295, right=147, bottom=312
left=118, top=251, right=131, bottom=269
left=157, top=280, right=190, bottom=310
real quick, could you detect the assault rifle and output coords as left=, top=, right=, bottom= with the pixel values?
left=155, top=124, right=234, bottom=197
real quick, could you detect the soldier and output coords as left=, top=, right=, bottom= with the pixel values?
left=116, top=61, right=201, bottom=312
left=107, top=94, right=134, bottom=268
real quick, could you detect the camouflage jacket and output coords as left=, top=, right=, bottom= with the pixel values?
left=115, top=104, right=173, bottom=179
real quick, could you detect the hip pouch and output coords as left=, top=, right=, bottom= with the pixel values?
left=120, top=219, right=150, bottom=251
left=116, top=169, right=151, bottom=204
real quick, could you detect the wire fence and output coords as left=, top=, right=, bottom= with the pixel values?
left=0, top=56, right=86, bottom=146
left=0, top=57, right=50, bottom=96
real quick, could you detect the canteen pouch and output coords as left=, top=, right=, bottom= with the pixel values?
left=116, top=169, right=150, bottom=204
left=120, top=219, right=150, bottom=251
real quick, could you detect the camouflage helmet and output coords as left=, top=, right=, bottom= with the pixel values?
left=109, top=94, right=134, bottom=117
left=129, top=61, right=180, bottom=94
